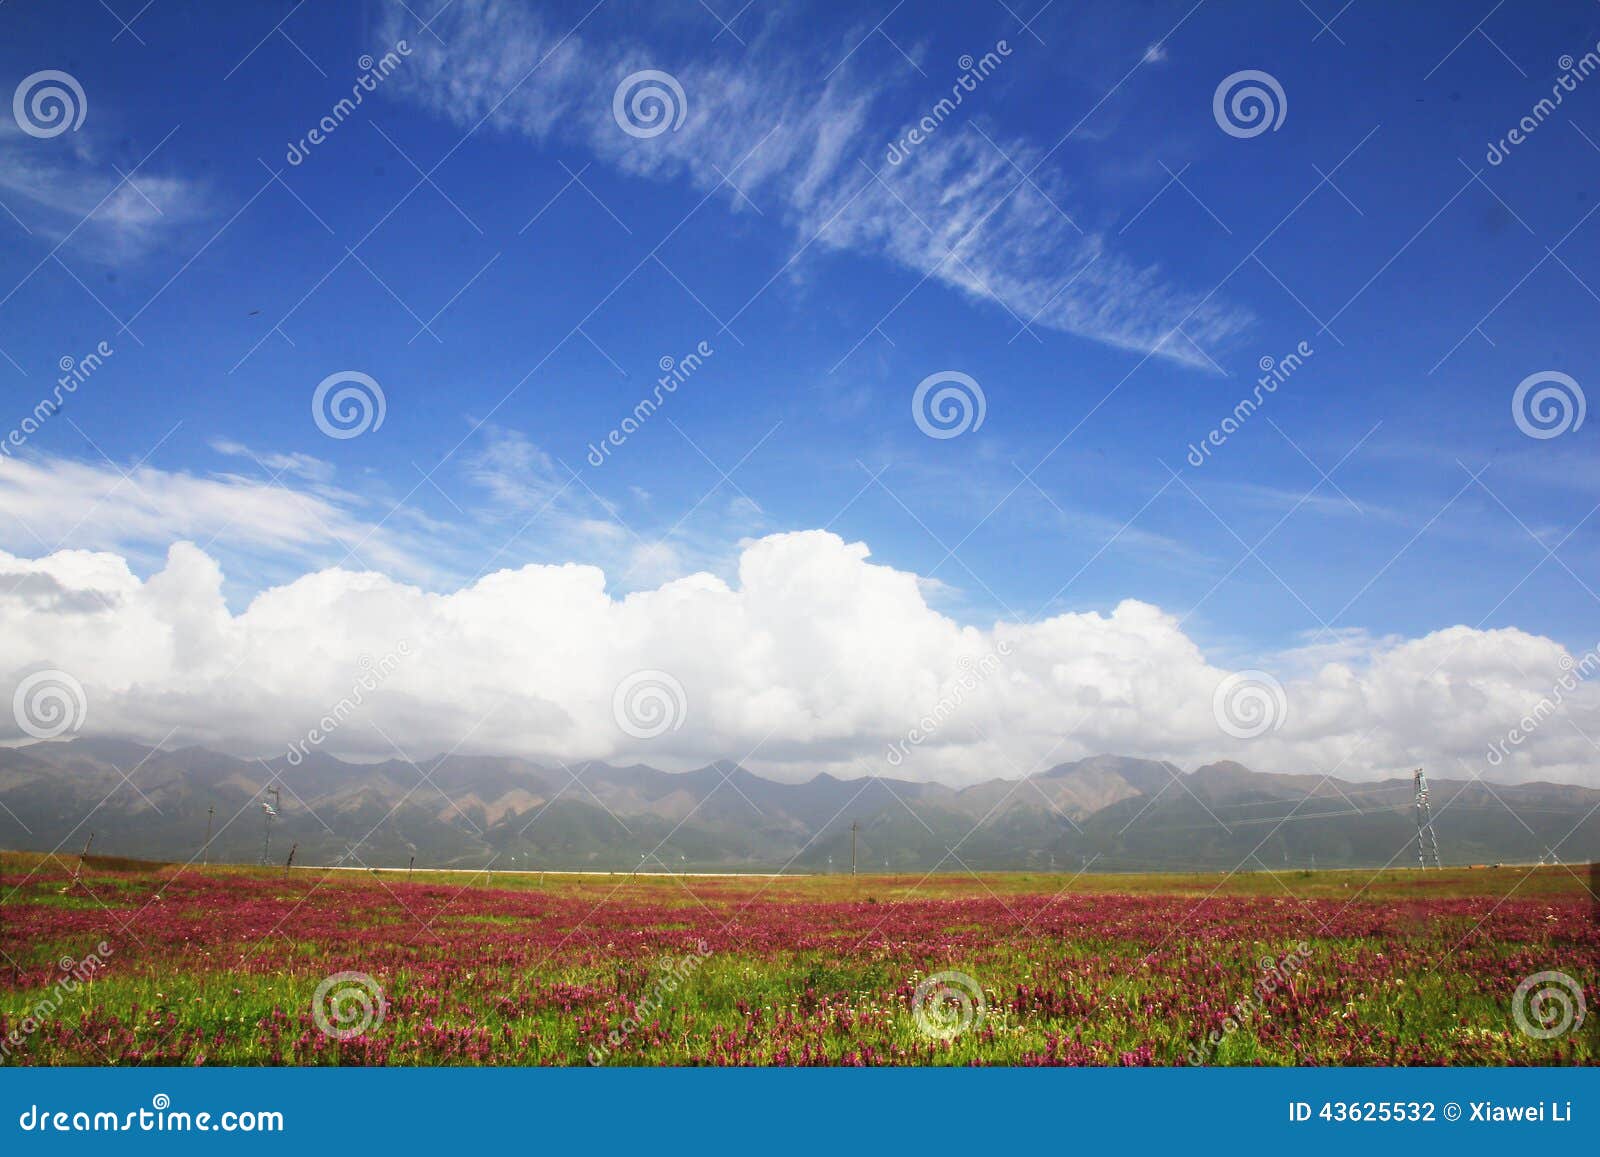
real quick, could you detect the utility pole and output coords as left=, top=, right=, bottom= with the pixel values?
left=850, top=822, right=859, bottom=875
left=72, top=832, right=94, bottom=884
left=284, top=843, right=297, bottom=876
left=1413, top=768, right=1442, bottom=869
left=203, top=804, right=214, bottom=865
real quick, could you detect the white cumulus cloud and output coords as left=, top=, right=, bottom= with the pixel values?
left=2, top=530, right=1597, bottom=787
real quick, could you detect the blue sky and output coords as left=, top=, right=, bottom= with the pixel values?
left=2, top=0, right=1599, bottom=782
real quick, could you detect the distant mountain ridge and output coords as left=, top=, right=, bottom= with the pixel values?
left=1, top=739, right=1596, bottom=872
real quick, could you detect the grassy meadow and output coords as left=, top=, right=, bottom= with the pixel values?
left=2, top=851, right=1594, bottom=1066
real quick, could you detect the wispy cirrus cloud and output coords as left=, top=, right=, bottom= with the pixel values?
left=0, top=451, right=420, bottom=579
left=0, top=434, right=762, bottom=602
left=0, top=122, right=208, bottom=265
left=377, top=0, right=1250, bottom=368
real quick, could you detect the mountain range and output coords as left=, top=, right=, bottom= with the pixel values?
left=1, top=739, right=1596, bottom=872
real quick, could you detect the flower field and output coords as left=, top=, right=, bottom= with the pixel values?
left=1, top=851, right=1595, bottom=1066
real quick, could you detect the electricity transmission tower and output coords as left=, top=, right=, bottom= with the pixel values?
left=1412, top=768, right=1442, bottom=869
